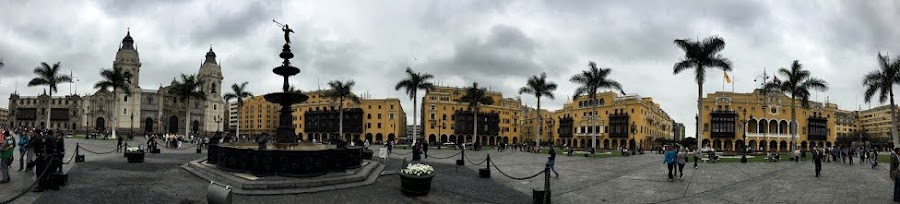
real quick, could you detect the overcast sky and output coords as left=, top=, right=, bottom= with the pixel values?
left=1, top=0, right=899, bottom=138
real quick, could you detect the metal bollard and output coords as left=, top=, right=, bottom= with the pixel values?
left=75, top=143, right=85, bottom=162
left=479, top=154, right=491, bottom=178
left=456, top=149, right=465, bottom=166
left=207, top=181, right=233, bottom=204
left=533, top=163, right=552, bottom=204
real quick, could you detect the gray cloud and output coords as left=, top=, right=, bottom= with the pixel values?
left=1, top=0, right=898, bottom=138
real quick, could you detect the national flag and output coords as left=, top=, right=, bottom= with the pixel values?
left=723, top=71, right=732, bottom=83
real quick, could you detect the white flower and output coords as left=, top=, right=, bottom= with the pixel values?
left=126, top=147, right=142, bottom=153
left=401, top=163, right=434, bottom=176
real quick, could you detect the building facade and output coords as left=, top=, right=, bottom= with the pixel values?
left=7, top=30, right=225, bottom=136
left=858, top=104, right=899, bottom=138
left=406, top=125, right=420, bottom=141
left=420, top=86, right=523, bottom=146
left=834, top=109, right=860, bottom=138
left=238, top=91, right=407, bottom=144
left=537, top=92, right=675, bottom=150
left=698, top=89, right=839, bottom=152
left=0, top=108, right=7, bottom=129
left=227, top=102, right=239, bottom=133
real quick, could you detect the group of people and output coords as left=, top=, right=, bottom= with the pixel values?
left=0, top=127, right=66, bottom=192
left=663, top=145, right=688, bottom=181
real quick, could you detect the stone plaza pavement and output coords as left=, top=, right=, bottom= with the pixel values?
left=386, top=145, right=895, bottom=204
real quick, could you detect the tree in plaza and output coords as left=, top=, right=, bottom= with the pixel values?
left=458, top=82, right=494, bottom=147
left=223, top=82, right=253, bottom=138
left=519, top=72, right=557, bottom=148
left=94, top=66, right=132, bottom=139
left=324, top=80, right=360, bottom=143
left=168, top=74, right=206, bottom=135
left=394, top=67, right=435, bottom=145
left=762, top=60, right=828, bottom=153
left=862, top=53, right=900, bottom=147
left=672, top=36, right=733, bottom=152
left=27, top=62, right=73, bottom=129
left=571, top=61, right=622, bottom=153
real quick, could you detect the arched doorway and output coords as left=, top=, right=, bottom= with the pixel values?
left=713, top=139, right=722, bottom=150
left=386, top=133, right=394, bottom=143
left=376, top=133, right=384, bottom=143
left=779, top=141, right=788, bottom=151
left=365, top=133, right=373, bottom=143
left=769, top=141, right=777, bottom=151
left=503, top=136, right=509, bottom=144
left=308, top=133, right=315, bottom=141
left=429, top=134, right=436, bottom=144
left=449, top=135, right=457, bottom=144
left=749, top=140, right=757, bottom=152
left=573, top=139, right=578, bottom=148
left=466, top=135, right=473, bottom=143
left=168, top=116, right=179, bottom=134
left=441, top=135, right=448, bottom=143
left=801, top=141, right=807, bottom=150
left=192, top=120, right=200, bottom=134
left=580, top=139, right=586, bottom=148
left=144, top=118, right=154, bottom=133
left=724, top=140, right=732, bottom=152
left=612, top=140, right=618, bottom=149
left=702, top=139, right=710, bottom=148
left=489, top=136, right=495, bottom=146
left=95, top=117, right=106, bottom=132
left=512, top=137, right=518, bottom=144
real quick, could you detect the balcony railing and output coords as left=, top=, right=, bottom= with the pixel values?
left=745, top=133, right=792, bottom=139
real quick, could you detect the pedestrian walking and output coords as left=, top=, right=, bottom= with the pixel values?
left=17, top=131, right=30, bottom=171
left=664, top=146, right=677, bottom=181
left=693, top=148, right=699, bottom=169
left=794, top=148, right=800, bottom=163
left=849, top=148, right=854, bottom=166
left=423, top=141, right=429, bottom=158
left=547, top=147, right=559, bottom=178
left=813, top=147, right=822, bottom=177
left=890, top=148, right=900, bottom=202
left=676, top=146, right=686, bottom=179
left=0, top=131, right=13, bottom=183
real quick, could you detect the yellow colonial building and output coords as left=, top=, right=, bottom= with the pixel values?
left=858, top=104, right=899, bottom=138
left=420, top=86, right=522, bottom=145
left=238, top=91, right=406, bottom=143
left=535, top=92, right=675, bottom=150
left=698, top=89, right=839, bottom=152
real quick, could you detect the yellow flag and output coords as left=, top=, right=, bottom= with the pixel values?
left=724, top=71, right=732, bottom=83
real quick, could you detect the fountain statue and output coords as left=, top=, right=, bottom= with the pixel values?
left=204, top=21, right=363, bottom=177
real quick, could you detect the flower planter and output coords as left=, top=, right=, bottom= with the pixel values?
left=125, top=152, right=145, bottom=163
left=399, top=172, right=434, bottom=197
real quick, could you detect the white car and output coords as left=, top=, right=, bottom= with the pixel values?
left=442, top=142, right=456, bottom=146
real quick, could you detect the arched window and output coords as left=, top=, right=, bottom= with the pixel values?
left=124, top=108, right=127, bottom=114
left=125, top=71, right=132, bottom=84
left=211, top=83, right=217, bottom=93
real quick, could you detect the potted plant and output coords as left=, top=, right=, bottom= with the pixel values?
left=125, top=147, right=145, bottom=163
left=399, top=163, right=435, bottom=196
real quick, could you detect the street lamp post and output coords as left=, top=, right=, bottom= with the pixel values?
left=130, top=113, right=134, bottom=138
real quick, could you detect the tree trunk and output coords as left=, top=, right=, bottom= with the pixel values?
left=47, top=92, right=53, bottom=130
left=790, top=95, right=796, bottom=153
left=474, top=107, right=478, bottom=147
left=412, top=94, right=417, bottom=145
left=697, top=83, right=703, bottom=152
left=537, top=97, right=542, bottom=148
left=236, top=101, right=241, bottom=138
left=339, top=96, right=344, bottom=142
left=111, top=88, right=117, bottom=139
left=891, top=89, right=899, bottom=147
left=185, top=98, right=191, bottom=136
left=592, top=93, right=598, bottom=152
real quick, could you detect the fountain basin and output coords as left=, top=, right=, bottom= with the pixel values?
left=263, top=92, right=309, bottom=105
left=207, top=142, right=362, bottom=177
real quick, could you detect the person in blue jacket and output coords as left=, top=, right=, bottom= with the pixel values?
left=664, top=145, right=677, bottom=181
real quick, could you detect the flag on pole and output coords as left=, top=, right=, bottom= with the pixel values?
left=723, top=71, right=732, bottom=83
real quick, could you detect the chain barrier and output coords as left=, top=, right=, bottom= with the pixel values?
left=489, top=160, right=546, bottom=180
left=77, top=146, right=117, bottom=155
left=465, top=153, right=488, bottom=165
left=427, top=151, right=461, bottom=160
left=0, top=155, right=56, bottom=204
left=61, top=152, right=77, bottom=164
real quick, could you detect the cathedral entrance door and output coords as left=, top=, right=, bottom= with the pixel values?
left=95, top=117, right=105, bottom=132
left=168, top=116, right=179, bottom=134
left=145, top=118, right=154, bottom=133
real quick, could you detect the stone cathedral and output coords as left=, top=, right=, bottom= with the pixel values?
left=7, top=30, right=226, bottom=136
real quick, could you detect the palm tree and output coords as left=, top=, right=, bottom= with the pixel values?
left=763, top=60, right=829, bottom=153
left=324, top=80, right=360, bottom=142
left=519, top=72, right=557, bottom=148
left=395, top=67, right=435, bottom=145
left=459, top=82, right=494, bottom=147
left=27, top=62, right=73, bottom=129
left=571, top=61, right=623, bottom=153
left=223, top=82, right=253, bottom=138
left=672, top=36, right=733, bottom=151
left=863, top=53, right=900, bottom=146
left=94, top=66, right=132, bottom=139
left=168, top=74, right=206, bottom=135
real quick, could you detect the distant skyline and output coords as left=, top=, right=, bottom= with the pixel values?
left=2, top=1, right=900, bottom=138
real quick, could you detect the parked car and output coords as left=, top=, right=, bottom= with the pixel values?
left=442, top=142, right=456, bottom=146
